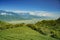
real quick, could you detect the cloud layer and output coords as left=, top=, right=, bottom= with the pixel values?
left=6, top=10, right=60, bottom=18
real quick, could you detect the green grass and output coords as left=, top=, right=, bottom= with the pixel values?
left=0, top=26, right=57, bottom=40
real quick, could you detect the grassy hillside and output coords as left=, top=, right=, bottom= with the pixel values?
left=0, top=26, right=57, bottom=40
left=0, top=18, right=60, bottom=40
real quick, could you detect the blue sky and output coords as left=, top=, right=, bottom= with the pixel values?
left=0, top=0, right=60, bottom=18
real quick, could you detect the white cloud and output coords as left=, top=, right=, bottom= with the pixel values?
left=0, top=13, right=12, bottom=15
left=0, top=13, right=7, bottom=15
left=12, top=10, right=29, bottom=13
left=8, top=10, right=59, bottom=18
left=29, top=11, right=54, bottom=17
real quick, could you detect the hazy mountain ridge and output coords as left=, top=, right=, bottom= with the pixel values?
left=0, top=10, right=53, bottom=21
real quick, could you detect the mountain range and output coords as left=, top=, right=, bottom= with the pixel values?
left=0, top=10, right=53, bottom=21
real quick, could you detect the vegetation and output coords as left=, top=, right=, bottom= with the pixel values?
left=0, top=18, right=60, bottom=40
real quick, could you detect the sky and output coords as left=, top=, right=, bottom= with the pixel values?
left=0, top=0, right=60, bottom=18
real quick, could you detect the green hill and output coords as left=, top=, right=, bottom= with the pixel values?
left=0, top=18, right=60, bottom=40
left=0, top=26, right=57, bottom=40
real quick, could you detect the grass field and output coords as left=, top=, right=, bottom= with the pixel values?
left=0, top=26, right=57, bottom=40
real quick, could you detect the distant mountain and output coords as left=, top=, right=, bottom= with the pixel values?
left=0, top=10, right=52, bottom=21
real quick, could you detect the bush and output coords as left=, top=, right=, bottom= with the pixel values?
left=14, top=23, right=25, bottom=27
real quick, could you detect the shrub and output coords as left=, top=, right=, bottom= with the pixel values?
left=26, top=24, right=36, bottom=29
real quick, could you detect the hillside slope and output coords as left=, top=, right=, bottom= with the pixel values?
left=0, top=18, right=60, bottom=40
left=0, top=26, right=57, bottom=40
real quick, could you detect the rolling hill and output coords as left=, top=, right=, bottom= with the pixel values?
left=0, top=18, right=60, bottom=40
left=0, top=26, right=57, bottom=40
